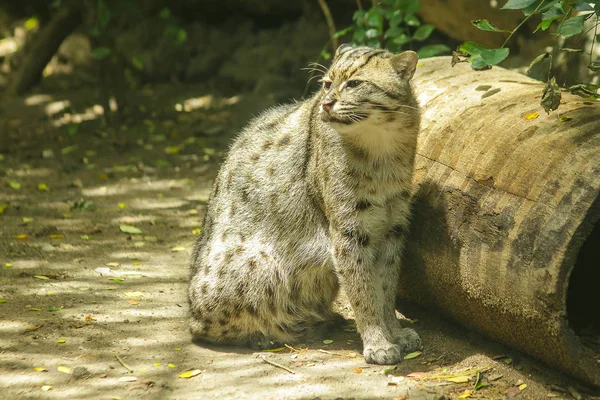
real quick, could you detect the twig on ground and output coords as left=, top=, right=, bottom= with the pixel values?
left=115, top=353, right=134, bottom=373
left=261, top=356, right=296, bottom=374
left=318, top=349, right=342, bottom=356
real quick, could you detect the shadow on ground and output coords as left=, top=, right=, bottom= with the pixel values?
left=0, top=83, right=598, bottom=399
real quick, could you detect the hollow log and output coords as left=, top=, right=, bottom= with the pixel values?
left=401, top=57, right=600, bottom=386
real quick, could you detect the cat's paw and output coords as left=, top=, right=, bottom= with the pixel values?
left=248, top=334, right=282, bottom=350
left=363, top=343, right=403, bottom=365
left=392, top=327, right=422, bottom=353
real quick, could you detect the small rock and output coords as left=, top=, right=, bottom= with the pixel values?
left=41, top=244, right=56, bottom=252
left=72, top=366, right=92, bottom=380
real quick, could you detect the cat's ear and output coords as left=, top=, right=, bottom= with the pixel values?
left=391, top=51, right=418, bottom=81
left=335, top=43, right=353, bottom=57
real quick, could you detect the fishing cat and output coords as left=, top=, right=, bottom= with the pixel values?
left=189, top=44, right=421, bottom=364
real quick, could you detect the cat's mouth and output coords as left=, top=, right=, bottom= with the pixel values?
left=320, top=111, right=354, bottom=125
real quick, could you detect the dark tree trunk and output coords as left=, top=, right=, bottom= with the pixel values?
left=7, top=0, right=82, bottom=95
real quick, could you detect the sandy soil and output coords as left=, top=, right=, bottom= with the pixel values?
left=0, top=82, right=598, bottom=400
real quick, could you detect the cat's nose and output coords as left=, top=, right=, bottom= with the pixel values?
left=321, top=99, right=335, bottom=112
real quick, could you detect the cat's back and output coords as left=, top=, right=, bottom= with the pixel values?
left=203, top=98, right=322, bottom=240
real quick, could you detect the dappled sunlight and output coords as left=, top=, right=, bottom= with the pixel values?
left=82, top=178, right=189, bottom=197
left=0, top=37, right=18, bottom=57
left=0, top=193, right=26, bottom=202
left=174, top=94, right=241, bottom=112
left=32, top=218, right=97, bottom=230
left=44, top=100, right=71, bottom=117
left=0, top=320, right=27, bottom=334
left=128, top=197, right=190, bottom=210
left=24, top=94, right=53, bottom=106
left=10, top=167, right=56, bottom=178
left=51, top=104, right=103, bottom=127
left=35, top=201, right=73, bottom=211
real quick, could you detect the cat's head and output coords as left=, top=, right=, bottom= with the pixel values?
left=318, top=45, right=419, bottom=135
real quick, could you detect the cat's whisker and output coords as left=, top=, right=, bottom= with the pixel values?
left=307, top=61, right=329, bottom=71
left=307, top=74, right=325, bottom=84
left=359, top=109, right=412, bottom=117
left=358, top=102, right=419, bottom=111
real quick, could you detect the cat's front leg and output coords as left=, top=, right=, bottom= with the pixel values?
left=331, top=229, right=402, bottom=365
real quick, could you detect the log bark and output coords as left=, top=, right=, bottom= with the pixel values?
left=6, top=1, right=82, bottom=95
left=401, top=57, right=600, bottom=387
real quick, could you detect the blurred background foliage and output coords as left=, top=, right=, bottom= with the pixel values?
left=0, top=0, right=597, bottom=108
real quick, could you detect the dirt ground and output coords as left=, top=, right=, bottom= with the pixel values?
left=1, top=79, right=599, bottom=400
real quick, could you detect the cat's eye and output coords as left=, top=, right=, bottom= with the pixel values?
left=322, top=80, right=332, bottom=90
left=345, top=80, right=362, bottom=88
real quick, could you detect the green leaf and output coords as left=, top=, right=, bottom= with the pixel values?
left=459, top=41, right=489, bottom=56
left=471, top=55, right=492, bottom=70
left=24, top=17, right=39, bottom=30
left=384, top=26, right=404, bottom=40
left=389, top=12, right=404, bottom=28
left=541, top=76, right=561, bottom=113
left=404, top=351, right=422, bottom=359
left=353, top=10, right=366, bottom=27
left=501, top=0, right=539, bottom=10
left=526, top=53, right=550, bottom=75
left=9, top=181, right=20, bottom=190
left=97, top=0, right=111, bottom=29
left=573, top=2, right=594, bottom=12
left=91, top=47, right=111, bottom=60
left=158, top=7, right=171, bottom=18
left=480, top=48, right=510, bottom=65
left=366, top=11, right=383, bottom=29
left=61, top=145, right=78, bottom=155
left=417, top=44, right=451, bottom=58
left=120, top=224, right=143, bottom=235
left=67, top=124, right=78, bottom=137
left=413, top=24, right=435, bottom=41
left=391, top=34, right=411, bottom=45
left=557, top=16, right=586, bottom=37
left=176, top=28, right=187, bottom=44
left=405, top=14, right=421, bottom=27
left=521, top=0, right=545, bottom=15
left=541, top=3, right=564, bottom=20
left=471, top=19, right=511, bottom=32
left=353, top=27, right=366, bottom=43
left=535, top=15, right=560, bottom=32
left=132, top=57, right=144, bottom=70
left=365, top=28, right=380, bottom=39
left=323, top=339, right=334, bottom=344
left=398, top=0, right=421, bottom=15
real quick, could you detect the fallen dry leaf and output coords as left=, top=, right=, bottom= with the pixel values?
left=58, top=366, right=71, bottom=374
left=118, top=376, right=138, bottom=382
left=178, top=369, right=202, bottom=379
left=524, top=112, right=539, bottom=120
left=447, top=376, right=470, bottom=383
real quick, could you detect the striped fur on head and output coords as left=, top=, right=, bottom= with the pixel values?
left=318, top=45, right=419, bottom=131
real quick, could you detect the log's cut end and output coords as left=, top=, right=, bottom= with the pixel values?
left=400, top=56, right=600, bottom=386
